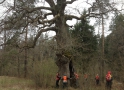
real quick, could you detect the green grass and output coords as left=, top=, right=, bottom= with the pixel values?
left=0, top=76, right=35, bottom=90
left=0, top=76, right=58, bottom=90
left=0, top=76, right=123, bottom=90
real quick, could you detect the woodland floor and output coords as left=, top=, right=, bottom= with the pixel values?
left=0, top=76, right=123, bottom=90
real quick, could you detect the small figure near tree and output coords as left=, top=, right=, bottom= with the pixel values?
left=84, top=73, right=88, bottom=81
left=83, top=73, right=88, bottom=85
left=95, top=74, right=100, bottom=85
left=62, top=74, right=69, bottom=89
left=56, top=72, right=61, bottom=88
left=74, top=72, right=79, bottom=88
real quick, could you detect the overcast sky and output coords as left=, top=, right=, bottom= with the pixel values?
left=0, top=0, right=124, bottom=37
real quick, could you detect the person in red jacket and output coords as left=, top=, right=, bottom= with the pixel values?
left=56, top=72, right=61, bottom=88
left=74, top=73, right=79, bottom=80
left=84, top=73, right=88, bottom=80
left=95, top=74, right=99, bottom=85
left=74, top=72, right=79, bottom=87
left=106, top=71, right=113, bottom=89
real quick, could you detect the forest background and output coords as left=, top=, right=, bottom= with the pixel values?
left=0, top=0, right=124, bottom=90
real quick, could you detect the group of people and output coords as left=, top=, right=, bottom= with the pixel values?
left=56, top=71, right=113, bottom=89
left=56, top=72, right=79, bottom=88
left=95, top=71, right=113, bottom=90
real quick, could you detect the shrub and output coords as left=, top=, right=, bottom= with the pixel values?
left=30, top=59, right=58, bottom=88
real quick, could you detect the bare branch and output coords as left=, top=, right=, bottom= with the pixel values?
left=0, top=0, right=5, bottom=4
left=65, top=5, right=121, bottom=20
left=0, top=27, right=56, bottom=49
left=29, top=27, right=56, bottom=48
left=64, top=0, right=77, bottom=4
left=23, top=6, right=53, bottom=13
left=38, top=14, right=60, bottom=24
left=65, top=14, right=89, bottom=20
left=44, top=13, right=53, bottom=18
left=45, top=0, right=55, bottom=8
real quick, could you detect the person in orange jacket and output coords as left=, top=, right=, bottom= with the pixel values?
left=62, top=74, right=69, bottom=88
left=56, top=72, right=61, bottom=88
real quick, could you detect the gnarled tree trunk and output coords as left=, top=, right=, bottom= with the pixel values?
left=55, top=16, right=76, bottom=87
left=56, top=53, right=75, bottom=87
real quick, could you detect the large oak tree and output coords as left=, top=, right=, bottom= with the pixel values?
left=0, top=0, right=120, bottom=86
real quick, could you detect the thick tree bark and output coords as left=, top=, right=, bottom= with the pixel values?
left=24, top=23, right=28, bottom=78
left=56, top=54, right=75, bottom=87
left=55, top=15, right=76, bottom=87
left=101, top=15, right=105, bottom=82
left=55, top=16, right=70, bottom=74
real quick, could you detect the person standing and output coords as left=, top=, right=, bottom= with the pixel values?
left=74, top=72, right=79, bottom=87
left=84, top=73, right=88, bottom=81
left=95, top=74, right=100, bottom=85
left=106, top=71, right=113, bottom=90
left=56, top=72, right=61, bottom=88
left=62, top=74, right=68, bottom=88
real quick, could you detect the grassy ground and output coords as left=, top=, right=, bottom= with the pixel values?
left=0, top=76, right=59, bottom=90
left=0, top=76, right=123, bottom=90
left=0, top=76, right=36, bottom=90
